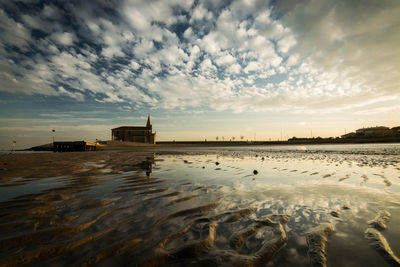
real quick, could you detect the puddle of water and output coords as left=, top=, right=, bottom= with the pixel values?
left=0, top=176, right=70, bottom=201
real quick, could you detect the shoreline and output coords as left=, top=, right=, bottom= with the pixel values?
left=19, top=136, right=400, bottom=152
left=157, top=137, right=400, bottom=146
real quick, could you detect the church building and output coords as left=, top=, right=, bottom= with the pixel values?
left=111, top=115, right=156, bottom=144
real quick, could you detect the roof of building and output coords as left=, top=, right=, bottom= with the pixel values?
left=341, top=132, right=356, bottom=138
left=356, top=126, right=390, bottom=131
left=111, top=126, right=150, bottom=130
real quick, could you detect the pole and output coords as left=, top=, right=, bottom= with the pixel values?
left=12, top=140, right=16, bottom=153
left=52, top=129, right=55, bottom=143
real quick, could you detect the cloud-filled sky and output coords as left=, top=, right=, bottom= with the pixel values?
left=0, top=0, right=399, bottom=149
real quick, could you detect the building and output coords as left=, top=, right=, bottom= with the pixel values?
left=391, top=126, right=400, bottom=136
left=341, top=132, right=356, bottom=138
left=355, top=126, right=391, bottom=137
left=53, top=141, right=104, bottom=152
left=111, top=115, right=156, bottom=144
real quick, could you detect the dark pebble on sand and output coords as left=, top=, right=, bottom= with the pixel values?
left=202, top=166, right=205, bottom=169
left=215, top=162, right=220, bottom=165
left=253, top=170, right=258, bottom=175
left=183, top=160, right=188, bottom=163
left=330, top=210, right=340, bottom=217
left=342, top=205, right=350, bottom=210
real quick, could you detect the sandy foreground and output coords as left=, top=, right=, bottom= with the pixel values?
left=0, top=147, right=399, bottom=266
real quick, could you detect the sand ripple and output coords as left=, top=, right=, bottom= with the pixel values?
left=306, top=224, right=334, bottom=267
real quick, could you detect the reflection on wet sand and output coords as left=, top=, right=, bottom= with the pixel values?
left=0, top=146, right=399, bottom=266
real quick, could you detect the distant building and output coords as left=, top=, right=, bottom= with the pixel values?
left=341, top=132, right=356, bottom=138
left=355, top=126, right=390, bottom=137
left=111, top=115, right=156, bottom=144
left=391, top=126, right=400, bottom=136
left=53, top=141, right=104, bottom=152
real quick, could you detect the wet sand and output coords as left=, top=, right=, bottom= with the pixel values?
left=0, top=145, right=399, bottom=266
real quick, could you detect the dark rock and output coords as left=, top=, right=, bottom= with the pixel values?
left=330, top=210, right=340, bottom=217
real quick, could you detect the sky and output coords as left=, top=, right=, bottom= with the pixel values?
left=0, top=0, right=399, bottom=149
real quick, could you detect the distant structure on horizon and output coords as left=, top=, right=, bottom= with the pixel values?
left=341, top=126, right=400, bottom=138
left=111, top=115, right=156, bottom=144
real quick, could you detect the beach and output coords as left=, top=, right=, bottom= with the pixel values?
left=0, top=144, right=399, bottom=266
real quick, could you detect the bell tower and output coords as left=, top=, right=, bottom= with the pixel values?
left=146, top=114, right=152, bottom=130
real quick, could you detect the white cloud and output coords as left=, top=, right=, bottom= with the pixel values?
left=214, top=53, right=236, bottom=66
left=227, top=63, right=241, bottom=74
left=130, top=60, right=140, bottom=70
left=133, top=39, right=154, bottom=59
left=52, top=32, right=76, bottom=46
left=190, top=4, right=213, bottom=22
left=244, top=61, right=259, bottom=73
left=278, top=34, right=297, bottom=54
left=123, top=0, right=193, bottom=35
left=183, top=27, right=193, bottom=39
left=198, top=32, right=221, bottom=55
left=199, top=58, right=217, bottom=74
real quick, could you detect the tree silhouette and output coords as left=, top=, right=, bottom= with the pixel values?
left=216, top=136, right=219, bottom=141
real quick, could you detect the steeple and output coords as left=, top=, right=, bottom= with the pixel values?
left=146, top=114, right=152, bottom=128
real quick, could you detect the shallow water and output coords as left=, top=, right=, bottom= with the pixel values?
left=0, top=144, right=399, bottom=266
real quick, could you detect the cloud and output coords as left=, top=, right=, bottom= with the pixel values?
left=0, top=10, right=31, bottom=48
left=214, top=53, right=236, bottom=66
left=273, top=0, right=400, bottom=96
left=58, top=86, right=84, bottom=101
left=278, top=34, right=297, bottom=54
left=227, top=63, right=241, bottom=75
left=0, top=0, right=399, bottom=116
left=244, top=61, right=260, bottom=73
left=190, top=4, right=213, bottom=22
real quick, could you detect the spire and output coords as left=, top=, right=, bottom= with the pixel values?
left=146, top=114, right=152, bottom=128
